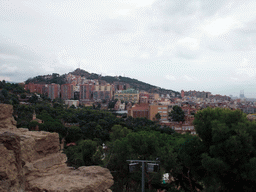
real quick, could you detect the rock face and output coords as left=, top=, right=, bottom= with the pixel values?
left=0, top=104, right=114, bottom=192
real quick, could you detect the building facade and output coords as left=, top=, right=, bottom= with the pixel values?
left=114, top=88, right=139, bottom=103
left=48, top=83, right=60, bottom=100
left=149, top=104, right=168, bottom=121
left=80, top=83, right=95, bottom=100
left=61, top=84, right=74, bottom=100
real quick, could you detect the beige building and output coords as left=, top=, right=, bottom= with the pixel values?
left=94, top=83, right=113, bottom=100
left=65, top=100, right=79, bottom=108
left=114, top=88, right=139, bottom=103
left=149, top=93, right=160, bottom=103
left=149, top=104, right=169, bottom=121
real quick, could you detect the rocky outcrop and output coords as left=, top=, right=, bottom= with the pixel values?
left=0, top=104, right=114, bottom=192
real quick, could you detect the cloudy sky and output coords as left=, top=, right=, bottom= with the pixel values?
left=1, top=0, right=256, bottom=97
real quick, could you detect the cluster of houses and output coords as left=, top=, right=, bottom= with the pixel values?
left=23, top=73, right=256, bottom=135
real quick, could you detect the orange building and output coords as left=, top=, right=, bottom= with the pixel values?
left=149, top=104, right=168, bottom=121
left=25, top=83, right=44, bottom=94
left=128, top=104, right=149, bottom=118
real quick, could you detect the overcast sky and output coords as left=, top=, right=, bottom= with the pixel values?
left=1, top=0, right=256, bottom=97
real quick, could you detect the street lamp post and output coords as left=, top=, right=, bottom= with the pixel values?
left=127, top=160, right=160, bottom=192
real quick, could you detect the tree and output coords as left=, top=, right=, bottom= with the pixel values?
left=80, top=139, right=102, bottom=166
left=155, top=113, right=161, bottom=122
left=28, top=120, right=40, bottom=131
left=64, top=139, right=102, bottom=168
left=176, top=107, right=256, bottom=191
left=1, top=89, right=8, bottom=98
left=110, top=125, right=131, bottom=141
left=65, top=126, right=83, bottom=143
left=169, top=105, right=185, bottom=122
left=20, top=93, right=27, bottom=99
left=29, top=94, right=38, bottom=104
left=108, top=99, right=118, bottom=109
left=105, top=131, right=178, bottom=191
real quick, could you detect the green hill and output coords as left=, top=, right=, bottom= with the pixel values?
left=25, top=68, right=180, bottom=96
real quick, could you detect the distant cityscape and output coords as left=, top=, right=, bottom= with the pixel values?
left=22, top=71, right=256, bottom=135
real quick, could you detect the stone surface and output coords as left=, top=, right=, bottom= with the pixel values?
left=0, top=104, right=114, bottom=192
left=0, top=104, right=17, bottom=130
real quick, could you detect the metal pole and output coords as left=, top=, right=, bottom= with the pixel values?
left=142, top=161, right=145, bottom=192
left=127, top=160, right=159, bottom=192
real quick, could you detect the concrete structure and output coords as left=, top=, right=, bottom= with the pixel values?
left=61, top=84, right=74, bottom=100
left=149, top=93, right=160, bottom=103
left=114, top=100, right=126, bottom=111
left=80, top=83, right=94, bottom=100
left=113, top=81, right=130, bottom=91
left=114, top=88, right=139, bottom=103
left=64, top=100, right=79, bottom=108
left=93, top=83, right=113, bottom=101
left=139, top=91, right=149, bottom=104
left=149, top=104, right=168, bottom=121
left=183, top=90, right=211, bottom=99
left=48, top=83, right=60, bottom=100
left=25, top=83, right=45, bottom=95
left=128, top=104, right=149, bottom=119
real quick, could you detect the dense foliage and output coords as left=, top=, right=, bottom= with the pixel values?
left=0, top=80, right=25, bottom=105
left=6, top=86, right=256, bottom=192
left=25, top=73, right=66, bottom=85
left=169, top=105, right=185, bottom=122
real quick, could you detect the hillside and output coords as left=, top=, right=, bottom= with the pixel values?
left=71, top=69, right=180, bottom=96
left=25, top=68, right=180, bottom=96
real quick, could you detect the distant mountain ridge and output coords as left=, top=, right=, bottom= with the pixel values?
left=25, top=68, right=180, bottom=96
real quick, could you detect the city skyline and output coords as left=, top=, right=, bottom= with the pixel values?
left=1, top=0, right=256, bottom=97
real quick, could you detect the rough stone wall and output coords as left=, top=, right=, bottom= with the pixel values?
left=0, top=132, right=25, bottom=192
left=0, top=104, right=114, bottom=192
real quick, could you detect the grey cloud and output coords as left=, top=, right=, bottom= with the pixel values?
left=0, top=42, right=42, bottom=62
left=236, top=19, right=256, bottom=35
left=199, top=0, right=228, bottom=16
left=203, top=30, right=256, bottom=52
left=152, top=0, right=198, bottom=16
left=152, top=0, right=230, bottom=17
left=0, top=1, right=43, bottom=24
left=97, top=19, right=135, bottom=35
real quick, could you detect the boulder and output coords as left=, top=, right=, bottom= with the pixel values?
left=0, top=104, right=114, bottom=192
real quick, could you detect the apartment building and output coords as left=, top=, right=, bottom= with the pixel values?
left=48, top=83, right=60, bottom=100
left=61, top=84, right=74, bottom=100
left=139, top=91, right=149, bottom=104
left=80, top=83, right=94, bottom=100
left=25, top=83, right=44, bottom=94
left=114, top=88, right=139, bottom=103
left=149, top=104, right=168, bottom=121
left=93, top=83, right=113, bottom=101
left=128, top=103, right=149, bottom=118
